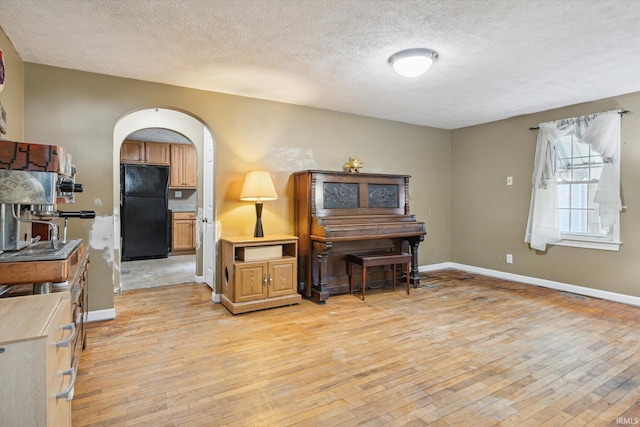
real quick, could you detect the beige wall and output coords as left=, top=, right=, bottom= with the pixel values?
left=0, top=27, right=24, bottom=140
left=24, top=64, right=451, bottom=312
left=451, top=92, right=640, bottom=297
left=17, top=51, right=640, bottom=311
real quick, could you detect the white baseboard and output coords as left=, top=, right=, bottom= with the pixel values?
left=211, top=291, right=220, bottom=303
left=195, top=275, right=204, bottom=283
left=420, top=262, right=640, bottom=307
left=87, top=308, right=116, bottom=322
left=420, top=262, right=453, bottom=272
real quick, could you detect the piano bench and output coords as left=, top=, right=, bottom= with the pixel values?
left=348, top=253, right=411, bottom=301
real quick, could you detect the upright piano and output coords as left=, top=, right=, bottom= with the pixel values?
left=294, top=170, right=426, bottom=303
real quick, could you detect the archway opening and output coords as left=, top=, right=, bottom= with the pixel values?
left=119, top=128, right=197, bottom=290
left=112, top=108, right=216, bottom=303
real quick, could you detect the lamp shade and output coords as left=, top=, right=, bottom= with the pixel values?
left=240, top=171, right=278, bottom=201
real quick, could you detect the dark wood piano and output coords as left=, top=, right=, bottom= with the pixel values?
left=294, top=170, right=426, bottom=303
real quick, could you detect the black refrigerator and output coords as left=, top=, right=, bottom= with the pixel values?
left=121, top=164, right=170, bottom=261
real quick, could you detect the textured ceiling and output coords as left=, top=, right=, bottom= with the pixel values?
left=1, top=0, right=640, bottom=130
left=126, top=128, right=192, bottom=144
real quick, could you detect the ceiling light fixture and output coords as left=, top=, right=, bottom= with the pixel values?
left=388, top=48, right=439, bottom=78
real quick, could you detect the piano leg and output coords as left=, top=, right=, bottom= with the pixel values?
left=408, top=236, right=423, bottom=287
left=312, top=241, right=332, bottom=304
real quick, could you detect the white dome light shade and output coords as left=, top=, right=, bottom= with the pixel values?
left=389, top=48, right=438, bottom=77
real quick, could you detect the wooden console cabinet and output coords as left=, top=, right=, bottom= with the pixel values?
left=0, top=293, right=74, bottom=427
left=221, top=235, right=301, bottom=314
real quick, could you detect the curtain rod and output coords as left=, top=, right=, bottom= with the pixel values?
left=528, top=109, right=630, bottom=131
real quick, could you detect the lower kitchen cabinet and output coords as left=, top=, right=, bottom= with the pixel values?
left=221, top=235, right=301, bottom=314
left=171, top=211, right=196, bottom=255
left=0, top=293, right=74, bottom=427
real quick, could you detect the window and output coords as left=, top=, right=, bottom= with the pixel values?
left=525, top=110, right=622, bottom=252
left=555, top=133, right=620, bottom=250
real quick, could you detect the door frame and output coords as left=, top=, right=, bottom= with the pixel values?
left=113, top=108, right=216, bottom=301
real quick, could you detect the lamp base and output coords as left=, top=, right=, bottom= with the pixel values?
left=253, top=202, right=264, bottom=238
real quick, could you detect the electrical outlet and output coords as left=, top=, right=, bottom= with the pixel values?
left=506, top=254, right=513, bottom=264
left=175, top=191, right=182, bottom=198
left=507, top=176, right=513, bottom=186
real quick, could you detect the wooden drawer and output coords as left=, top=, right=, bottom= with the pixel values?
left=0, top=293, right=74, bottom=427
left=172, top=211, right=196, bottom=221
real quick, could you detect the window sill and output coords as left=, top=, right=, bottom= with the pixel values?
left=555, top=238, right=621, bottom=252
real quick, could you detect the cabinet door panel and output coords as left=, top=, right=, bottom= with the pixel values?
left=120, top=141, right=145, bottom=164
left=268, top=259, right=296, bottom=297
left=183, top=145, right=197, bottom=187
left=236, top=263, right=268, bottom=302
left=170, top=144, right=197, bottom=188
left=145, top=142, right=170, bottom=165
left=169, top=145, right=185, bottom=187
left=172, top=219, right=194, bottom=252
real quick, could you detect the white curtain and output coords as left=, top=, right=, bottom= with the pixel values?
left=581, top=112, right=622, bottom=228
left=524, top=110, right=621, bottom=251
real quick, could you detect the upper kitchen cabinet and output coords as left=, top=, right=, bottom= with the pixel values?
left=120, top=140, right=170, bottom=165
left=169, top=144, right=197, bottom=189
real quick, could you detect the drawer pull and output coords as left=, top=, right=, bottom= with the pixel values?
left=56, top=323, right=76, bottom=347
left=56, top=367, right=77, bottom=400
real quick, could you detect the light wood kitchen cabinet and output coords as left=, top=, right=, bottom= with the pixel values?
left=221, top=235, right=301, bottom=314
left=171, top=211, right=196, bottom=255
left=169, top=144, right=197, bottom=188
left=0, top=293, right=74, bottom=427
left=120, top=140, right=170, bottom=165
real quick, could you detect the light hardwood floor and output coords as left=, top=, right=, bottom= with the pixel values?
left=73, top=270, right=640, bottom=426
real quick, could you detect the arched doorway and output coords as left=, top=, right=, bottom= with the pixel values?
left=112, top=108, right=216, bottom=304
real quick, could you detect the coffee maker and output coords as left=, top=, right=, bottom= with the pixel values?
left=0, top=140, right=95, bottom=254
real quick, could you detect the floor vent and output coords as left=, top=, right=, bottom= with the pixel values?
left=560, top=291, right=590, bottom=301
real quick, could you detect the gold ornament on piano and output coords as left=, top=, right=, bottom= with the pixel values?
left=343, top=157, right=364, bottom=173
